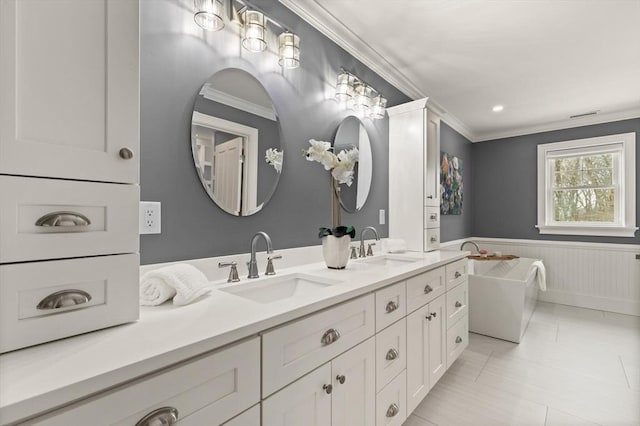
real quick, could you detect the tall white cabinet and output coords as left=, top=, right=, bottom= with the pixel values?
left=0, top=0, right=140, bottom=353
left=388, top=98, right=441, bottom=251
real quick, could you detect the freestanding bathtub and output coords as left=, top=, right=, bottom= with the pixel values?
left=468, top=257, right=542, bottom=343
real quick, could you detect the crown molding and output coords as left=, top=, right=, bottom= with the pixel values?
left=473, top=108, right=640, bottom=142
left=200, top=85, right=277, bottom=121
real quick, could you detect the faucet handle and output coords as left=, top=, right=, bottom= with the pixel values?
left=219, top=261, right=240, bottom=283
left=265, top=255, right=282, bottom=275
left=350, top=246, right=358, bottom=259
left=366, top=243, right=376, bottom=256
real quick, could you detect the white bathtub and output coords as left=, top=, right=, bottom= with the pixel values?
left=468, top=257, right=541, bottom=343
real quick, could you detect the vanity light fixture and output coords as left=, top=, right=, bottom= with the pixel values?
left=335, top=70, right=355, bottom=103
left=335, top=69, right=387, bottom=119
left=370, top=94, right=387, bottom=119
left=241, top=9, right=267, bottom=52
left=193, top=0, right=225, bottom=31
left=352, top=82, right=372, bottom=112
left=278, top=31, right=300, bottom=69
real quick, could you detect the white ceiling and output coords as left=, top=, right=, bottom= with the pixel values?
left=280, top=0, right=640, bottom=141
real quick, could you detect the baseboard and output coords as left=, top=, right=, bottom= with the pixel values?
left=538, top=289, right=640, bottom=316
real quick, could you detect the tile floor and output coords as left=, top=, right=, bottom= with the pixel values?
left=404, top=302, right=640, bottom=426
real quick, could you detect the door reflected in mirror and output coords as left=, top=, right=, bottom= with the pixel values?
left=191, top=68, right=283, bottom=216
left=333, top=116, right=373, bottom=212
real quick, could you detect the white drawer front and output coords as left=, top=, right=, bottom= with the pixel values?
left=0, top=175, right=139, bottom=263
left=423, top=228, right=440, bottom=251
left=375, top=281, right=406, bottom=332
left=219, top=405, right=260, bottom=426
left=0, top=254, right=139, bottom=353
left=446, top=315, right=469, bottom=368
left=445, top=258, right=468, bottom=290
left=375, top=370, right=407, bottom=426
left=405, top=267, right=445, bottom=313
left=424, top=207, right=440, bottom=229
left=28, top=337, right=260, bottom=426
left=375, top=319, right=406, bottom=392
left=262, top=294, right=375, bottom=397
left=446, top=280, right=468, bottom=328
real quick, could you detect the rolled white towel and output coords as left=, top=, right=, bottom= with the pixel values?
left=381, top=238, right=407, bottom=253
left=530, top=260, right=547, bottom=291
left=140, top=264, right=211, bottom=306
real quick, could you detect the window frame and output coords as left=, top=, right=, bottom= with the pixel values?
left=536, top=132, right=637, bottom=237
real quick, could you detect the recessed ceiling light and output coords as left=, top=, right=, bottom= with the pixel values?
left=492, top=105, right=504, bottom=112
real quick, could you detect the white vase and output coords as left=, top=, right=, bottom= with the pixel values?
left=321, top=235, right=351, bottom=269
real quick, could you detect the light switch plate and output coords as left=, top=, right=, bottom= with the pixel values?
left=140, top=201, right=161, bottom=234
left=379, top=209, right=386, bottom=225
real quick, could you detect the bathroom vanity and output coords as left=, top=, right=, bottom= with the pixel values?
left=0, top=251, right=468, bottom=426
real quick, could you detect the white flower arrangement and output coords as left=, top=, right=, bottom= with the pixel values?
left=304, top=139, right=359, bottom=186
left=265, top=148, right=283, bottom=173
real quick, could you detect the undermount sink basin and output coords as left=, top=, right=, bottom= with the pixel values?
left=218, top=273, right=342, bottom=304
left=357, top=254, right=420, bottom=267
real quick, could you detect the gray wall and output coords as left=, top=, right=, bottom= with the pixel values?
left=439, top=121, right=473, bottom=242
left=140, top=0, right=410, bottom=264
left=472, top=118, right=640, bottom=245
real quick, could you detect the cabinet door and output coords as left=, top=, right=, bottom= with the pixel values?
left=0, top=0, right=139, bottom=183
left=331, top=338, right=376, bottom=426
left=428, top=295, right=447, bottom=387
left=424, top=109, right=440, bottom=207
left=406, top=305, right=430, bottom=413
left=262, top=364, right=332, bottom=426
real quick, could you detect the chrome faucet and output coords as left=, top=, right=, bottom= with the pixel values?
left=460, top=240, right=480, bottom=253
left=248, top=232, right=274, bottom=279
left=359, top=226, right=380, bottom=257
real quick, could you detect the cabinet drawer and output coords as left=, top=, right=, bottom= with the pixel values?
left=0, top=254, right=139, bottom=353
left=445, top=258, right=468, bottom=290
left=0, top=175, right=139, bottom=263
left=375, top=370, right=406, bottom=426
left=375, top=281, right=406, bottom=332
left=446, top=280, right=468, bottom=328
left=406, top=267, right=445, bottom=313
left=262, top=294, right=375, bottom=397
left=27, top=337, right=260, bottom=426
left=375, top=319, right=406, bottom=392
left=423, top=228, right=440, bottom=251
left=446, top=315, right=469, bottom=368
left=424, top=207, right=440, bottom=229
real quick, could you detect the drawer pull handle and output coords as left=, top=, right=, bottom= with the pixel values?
left=455, top=301, right=463, bottom=308
left=385, top=300, right=398, bottom=313
left=427, top=195, right=433, bottom=199
left=37, top=290, right=92, bottom=310
left=135, top=407, right=178, bottom=426
left=454, top=271, right=462, bottom=278
left=323, top=384, right=333, bottom=394
left=119, top=147, right=135, bottom=160
left=430, top=236, right=437, bottom=243
left=424, top=284, right=433, bottom=294
left=386, top=348, right=399, bottom=361
left=430, top=214, right=437, bottom=220
left=321, top=328, right=341, bottom=346
left=336, top=374, right=346, bottom=384
left=386, top=403, right=400, bottom=418
left=35, top=211, right=91, bottom=227
left=456, top=336, right=463, bottom=344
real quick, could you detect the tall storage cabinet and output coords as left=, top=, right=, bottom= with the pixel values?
left=0, top=0, right=140, bottom=353
left=388, top=99, right=441, bottom=251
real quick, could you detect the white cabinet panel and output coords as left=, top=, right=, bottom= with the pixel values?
left=428, top=295, right=447, bottom=386
left=219, top=405, right=260, bottom=426
left=446, top=258, right=468, bottom=291
left=0, top=254, right=139, bottom=353
left=0, top=0, right=139, bottom=183
left=375, top=370, right=406, bottom=426
left=331, top=338, right=376, bottom=426
left=424, top=111, right=441, bottom=207
left=262, top=294, right=375, bottom=396
left=262, top=364, right=332, bottom=426
left=424, top=228, right=440, bottom=251
left=446, top=280, right=469, bottom=328
left=447, top=315, right=469, bottom=368
left=424, top=207, right=440, bottom=229
left=375, top=281, right=406, bottom=332
left=375, top=319, right=407, bottom=392
left=406, top=267, right=445, bottom=313
left=0, top=176, right=139, bottom=263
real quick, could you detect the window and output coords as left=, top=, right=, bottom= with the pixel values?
left=537, top=132, right=637, bottom=237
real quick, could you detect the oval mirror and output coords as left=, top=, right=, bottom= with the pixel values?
left=191, top=69, right=283, bottom=216
left=333, top=116, right=372, bottom=212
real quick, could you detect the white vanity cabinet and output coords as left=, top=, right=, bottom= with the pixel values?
left=0, top=0, right=140, bottom=353
left=388, top=98, right=441, bottom=252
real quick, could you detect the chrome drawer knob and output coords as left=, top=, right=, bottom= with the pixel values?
left=321, top=328, right=341, bottom=346
left=430, top=214, right=437, bottom=220
left=430, top=236, right=437, bottom=243
left=424, top=284, right=433, bottom=294
left=385, top=300, right=398, bottom=313
left=119, top=147, right=134, bottom=160
left=386, top=403, right=400, bottom=418
left=456, top=336, right=463, bottom=344
left=426, top=313, right=432, bottom=321
left=135, top=407, right=178, bottom=426
left=386, top=348, right=399, bottom=361
left=454, top=271, right=462, bottom=278
left=336, top=374, right=346, bottom=384
left=455, top=301, right=463, bottom=308
left=323, top=384, right=333, bottom=394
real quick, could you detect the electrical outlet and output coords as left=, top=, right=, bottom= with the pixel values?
left=140, top=201, right=161, bottom=234
left=379, top=209, right=385, bottom=225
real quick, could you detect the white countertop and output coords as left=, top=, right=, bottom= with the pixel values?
left=0, top=250, right=467, bottom=424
